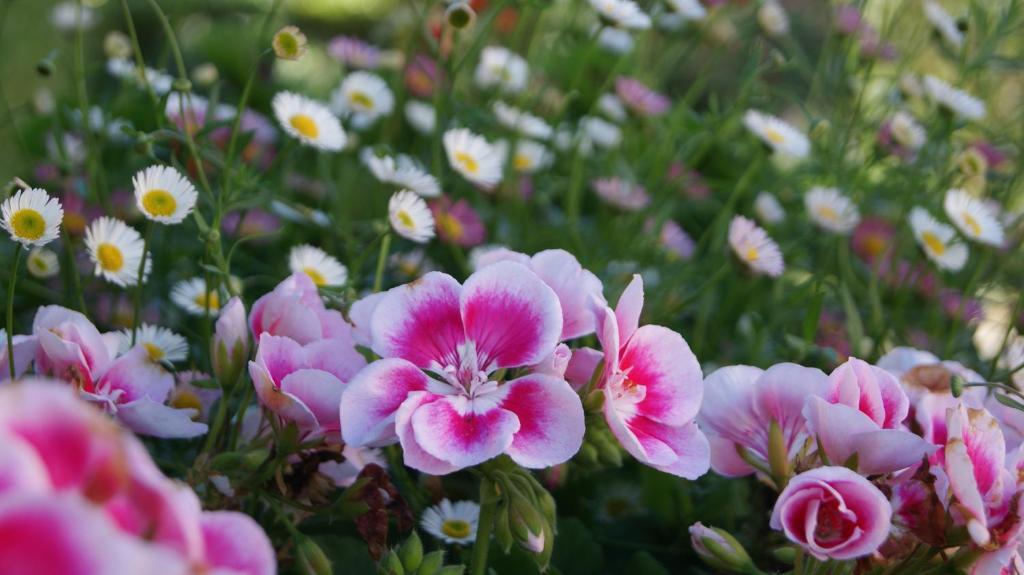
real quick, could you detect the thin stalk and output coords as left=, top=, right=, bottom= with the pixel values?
left=61, top=230, right=87, bottom=312
left=373, top=233, right=392, bottom=292
left=468, top=476, right=498, bottom=575
left=118, top=0, right=162, bottom=114
left=6, top=244, right=22, bottom=380
left=131, top=221, right=154, bottom=344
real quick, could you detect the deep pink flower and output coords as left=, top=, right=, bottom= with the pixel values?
left=592, top=177, right=651, bottom=211
left=973, top=140, right=1009, bottom=170
left=614, top=76, right=670, bottom=117
left=700, top=363, right=829, bottom=477
left=405, top=54, right=440, bottom=98
left=851, top=216, right=895, bottom=265
left=250, top=273, right=358, bottom=345
left=340, top=262, right=585, bottom=473
left=593, top=275, right=709, bottom=478
left=770, top=466, right=892, bottom=560
left=200, top=511, right=277, bottom=575
left=803, top=358, right=935, bottom=474
left=939, top=289, right=984, bottom=324
left=431, top=197, right=486, bottom=247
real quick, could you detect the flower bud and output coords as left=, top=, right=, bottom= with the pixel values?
left=689, top=523, right=756, bottom=574
left=273, top=25, right=308, bottom=61
left=37, top=50, right=59, bottom=77
left=418, top=550, right=446, bottom=575
left=398, top=531, right=423, bottom=572
left=435, top=567, right=465, bottom=575
left=211, top=297, right=248, bottom=388
left=445, top=2, right=476, bottom=29
left=297, top=536, right=333, bottom=575
left=192, top=63, right=219, bottom=87
left=380, top=550, right=404, bottom=575
left=103, top=31, right=132, bottom=59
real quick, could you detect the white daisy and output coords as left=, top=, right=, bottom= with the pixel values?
left=132, top=165, right=198, bottom=225
left=84, top=217, right=149, bottom=287
left=589, top=0, right=652, bottom=30
left=443, top=128, right=505, bottom=190
left=909, top=207, right=969, bottom=271
left=579, top=116, right=622, bottom=150
left=120, top=324, right=188, bottom=364
left=1, top=188, right=63, bottom=247
left=388, top=190, right=435, bottom=244
left=171, top=277, right=223, bottom=316
left=360, top=150, right=441, bottom=198
left=729, top=215, right=784, bottom=277
left=757, top=1, right=790, bottom=37
left=508, top=140, right=553, bottom=174
left=272, top=91, right=348, bottom=151
left=665, top=0, right=707, bottom=21
left=597, top=94, right=628, bottom=123
left=105, top=57, right=173, bottom=95
left=474, top=46, right=529, bottom=95
left=26, top=248, right=60, bottom=279
left=742, top=110, right=810, bottom=158
left=492, top=101, right=553, bottom=140
left=943, top=188, right=1004, bottom=247
left=754, top=191, right=786, bottom=224
left=331, top=72, right=395, bottom=129
left=289, top=244, right=349, bottom=287
left=50, top=1, right=96, bottom=31
left=888, top=111, right=926, bottom=151
left=804, top=186, right=860, bottom=234
left=404, top=100, right=436, bottom=135
left=597, top=26, right=635, bottom=54
left=923, top=0, right=964, bottom=49
left=421, top=499, right=480, bottom=545
left=923, top=75, right=985, bottom=121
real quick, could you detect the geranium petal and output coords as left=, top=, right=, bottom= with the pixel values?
left=116, top=399, right=209, bottom=439
left=340, top=358, right=430, bottom=447
left=371, top=271, right=465, bottom=368
left=499, top=374, right=585, bottom=468
left=200, top=511, right=276, bottom=575
left=394, top=392, right=460, bottom=475
left=529, top=249, right=605, bottom=340
left=410, top=394, right=520, bottom=469
left=280, top=369, right=345, bottom=434
left=621, top=324, right=703, bottom=425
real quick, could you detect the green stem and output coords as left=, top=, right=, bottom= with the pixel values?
left=131, top=221, right=153, bottom=345
left=469, top=476, right=498, bottom=575
left=61, top=230, right=86, bottom=312
left=118, top=0, right=161, bottom=116
left=373, top=232, right=392, bottom=292
left=6, top=244, right=22, bottom=380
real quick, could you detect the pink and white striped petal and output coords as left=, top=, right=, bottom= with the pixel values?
left=200, top=511, right=277, bottom=575
left=620, top=325, right=703, bottom=426
left=499, top=374, right=585, bottom=468
left=340, top=358, right=430, bottom=447
left=371, top=271, right=465, bottom=368
left=409, top=394, right=520, bottom=469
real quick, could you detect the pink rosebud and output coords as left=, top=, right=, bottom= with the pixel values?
left=770, top=466, right=892, bottom=560
left=212, top=296, right=249, bottom=387
left=688, top=522, right=755, bottom=573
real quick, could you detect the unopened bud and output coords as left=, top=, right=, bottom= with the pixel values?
left=418, top=550, right=446, bottom=575
left=211, top=297, right=248, bottom=388
left=37, top=50, right=59, bottom=77
left=273, top=25, right=308, bottom=61
left=950, top=376, right=965, bottom=398
left=689, top=523, right=757, bottom=574
left=398, top=531, right=423, bottom=572
left=445, top=2, right=476, bottom=29
left=104, top=31, right=132, bottom=59
left=297, top=536, right=333, bottom=575
left=172, top=78, right=192, bottom=93
left=380, top=550, right=404, bottom=575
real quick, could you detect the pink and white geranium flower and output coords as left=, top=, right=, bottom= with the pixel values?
left=340, top=261, right=585, bottom=474
left=249, top=272, right=358, bottom=346
left=592, top=274, right=710, bottom=479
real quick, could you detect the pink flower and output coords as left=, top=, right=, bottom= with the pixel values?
left=614, top=76, right=670, bottom=117
left=33, top=305, right=117, bottom=389
left=431, top=197, right=486, bottom=247
left=593, top=275, right=709, bottom=478
left=170, top=371, right=221, bottom=423
left=249, top=333, right=366, bottom=440
left=0, top=332, right=37, bottom=381
left=803, top=358, right=935, bottom=474
left=700, top=363, right=828, bottom=478
left=340, top=262, right=585, bottom=474
left=851, top=216, right=895, bottom=264
left=834, top=4, right=863, bottom=35
left=328, top=35, right=383, bottom=69
left=654, top=219, right=696, bottom=260
left=770, top=466, right=892, bottom=560
left=405, top=54, right=440, bottom=98
left=592, top=177, right=650, bottom=211
left=212, top=296, right=249, bottom=385
left=250, top=273, right=358, bottom=345
left=200, top=511, right=277, bottom=575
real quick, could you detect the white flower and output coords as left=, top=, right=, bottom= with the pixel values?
left=508, top=140, right=553, bottom=174
left=272, top=91, right=347, bottom=151
left=889, top=111, right=926, bottom=151
left=26, top=248, right=60, bottom=279
left=474, top=46, right=528, bottom=95
left=388, top=190, right=435, bottom=244
left=580, top=116, right=622, bottom=150
left=84, top=217, right=149, bottom=287
left=923, top=0, right=964, bottom=49
left=729, top=215, right=784, bottom=277
left=404, top=100, right=436, bottom=135
left=597, top=94, right=628, bottom=122
left=443, top=128, right=505, bottom=190
left=289, top=244, right=349, bottom=287
left=331, top=72, right=395, bottom=129
left=923, top=75, right=985, bottom=121
left=589, top=0, right=651, bottom=30
left=909, top=207, right=969, bottom=271
left=51, top=1, right=96, bottom=31
left=120, top=324, right=188, bottom=364
left=361, top=150, right=441, bottom=198
left=743, top=110, right=810, bottom=158
left=757, top=1, right=790, bottom=37
left=804, top=186, right=860, bottom=234
left=597, top=26, right=635, bottom=54
left=421, top=499, right=480, bottom=545
left=492, top=101, right=553, bottom=140
left=665, top=0, right=707, bottom=21
left=754, top=192, right=785, bottom=224
left=1, top=188, right=63, bottom=247
left=132, top=165, right=198, bottom=225
left=172, top=278, right=223, bottom=316
left=943, top=188, right=1004, bottom=247
left=106, top=58, right=173, bottom=95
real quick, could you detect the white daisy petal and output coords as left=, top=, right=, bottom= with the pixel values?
left=331, top=71, right=395, bottom=129
left=360, top=149, right=441, bottom=198
left=589, top=0, right=652, bottom=30
left=388, top=190, right=435, bottom=244
left=288, top=244, right=349, bottom=287
left=474, top=46, right=529, bottom=95
left=421, top=499, right=480, bottom=545
left=119, top=324, right=188, bottom=364
left=492, top=101, right=553, bottom=140
left=923, top=0, right=964, bottom=49
left=171, top=277, right=223, bottom=316
left=1, top=188, right=63, bottom=248
left=804, top=186, right=860, bottom=234
left=923, top=75, right=985, bottom=121
left=85, top=217, right=150, bottom=286
left=909, top=207, right=969, bottom=271
left=943, top=188, right=1004, bottom=247
left=443, top=128, right=505, bottom=190
left=26, top=247, right=60, bottom=279
left=743, top=110, right=810, bottom=158
left=404, top=100, right=436, bottom=135
left=729, top=215, right=784, bottom=277
left=273, top=91, right=348, bottom=151
left=132, top=165, right=199, bottom=225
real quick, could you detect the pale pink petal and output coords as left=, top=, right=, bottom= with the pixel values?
left=0, top=432, right=52, bottom=494
left=708, top=434, right=756, bottom=477
left=340, top=358, right=430, bottom=447
left=754, top=363, right=829, bottom=455
left=620, top=325, right=703, bottom=425
left=410, top=394, right=520, bottom=469
left=394, top=391, right=460, bottom=475
left=303, top=339, right=366, bottom=382
left=117, top=399, right=209, bottom=439
left=349, top=292, right=385, bottom=347
left=614, top=274, right=644, bottom=344
left=529, top=249, right=606, bottom=340
left=532, top=343, right=572, bottom=378
left=699, top=365, right=764, bottom=448
left=499, top=374, right=585, bottom=468
left=201, top=511, right=277, bottom=575
left=850, top=429, right=935, bottom=475
left=461, top=261, right=563, bottom=369
left=803, top=397, right=879, bottom=467
left=371, top=271, right=465, bottom=368
left=254, top=334, right=304, bottom=384
left=0, top=335, right=36, bottom=381
left=97, top=347, right=175, bottom=404
left=280, top=369, right=345, bottom=434
left=628, top=418, right=710, bottom=479
left=248, top=361, right=318, bottom=430
left=564, top=346, right=603, bottom=390
left=250, top=293, right=322, bottom=345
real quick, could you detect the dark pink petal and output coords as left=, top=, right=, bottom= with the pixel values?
left=394, top=391, right=460, bottom=475
left=529, top=249, right=606, bottom=340
left=340, top=358, right=430, bottom=447
left=461, top=261, right=562, bottom=369
left=201, top=511, right=277, bottom=575
left=499, top=374, right=585, bottom=468
left=248, top=278, right=323, bottom=345
left=621, top=325, right=702, bottom=425
left=371, top=272, right=465, bottom=368
left=410, top=394, right=520, bottom=469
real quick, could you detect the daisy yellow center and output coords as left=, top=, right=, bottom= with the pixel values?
left=396, top=210, right=415, bottom=229
left=454, top=152, right=479, bottom=175
left=303, top=266, right=327, bottom=286
left=97, top=243, right=125, bottom=272
left=171, top=390, right=203, bottom=416
left=289, top=114, right=319, bottom=139
left=816, top=205, right=839, bottom=222
left=193, top=291, right=220, bottom=310
left=744, top=246, right=759, bottom=261
left=10, top=209, right=45, bottom=241
left=961, top=211, right=981, bottom=237
left=348, top=91, right=374, bottom=110
left=764, top=128, right=786, bottom=144
left=513, top=153, right=533, bottom=171
left=922, top=231, right=946, bottom=256
left=143, top=342, right=165, bottom=362
left=441, top=519, right=471, bottom=539
left=142, top=189, right=177, bottom=218
left=437, top=212, right=464, bottom=240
